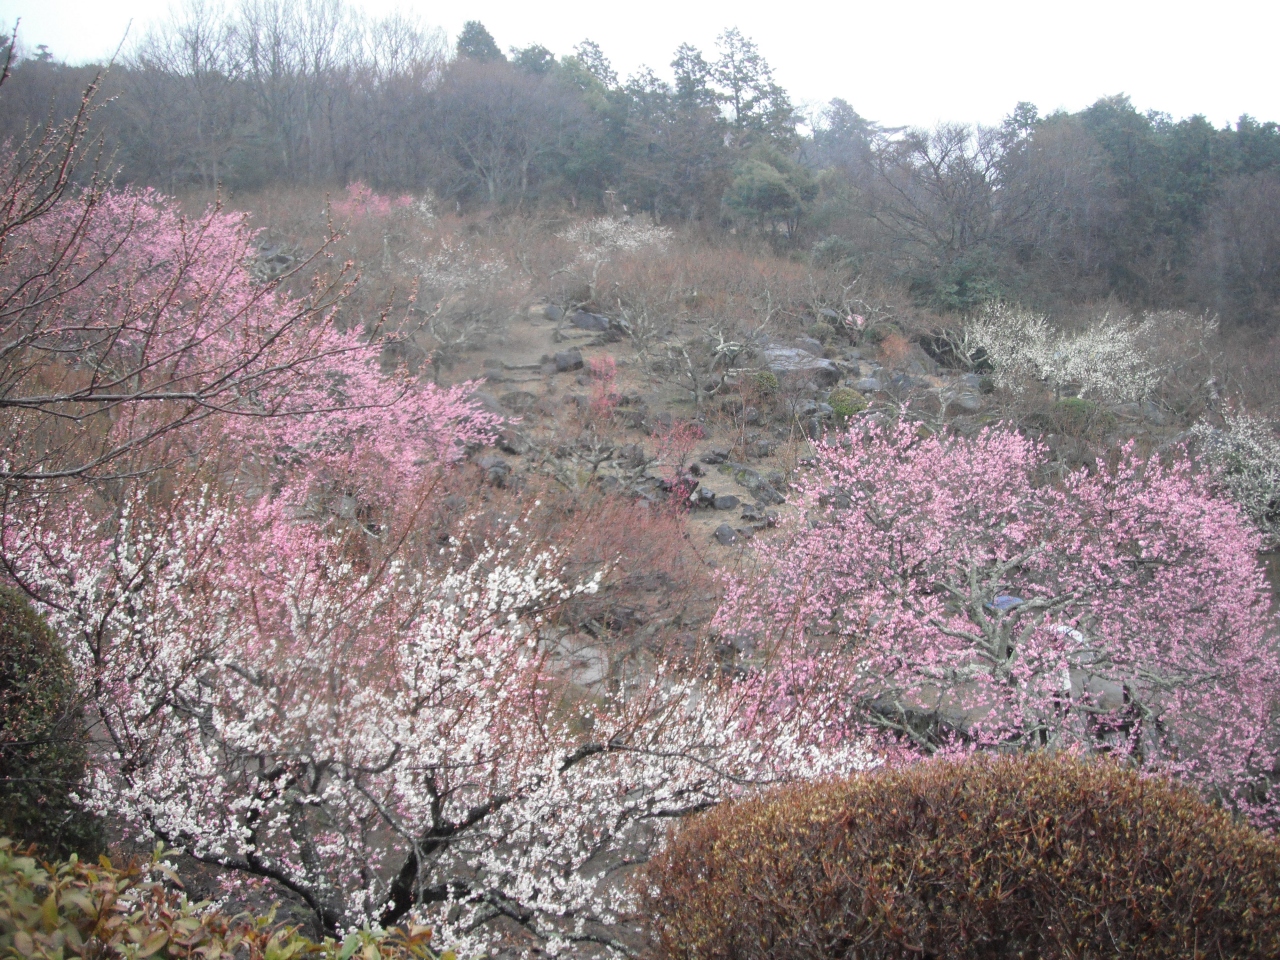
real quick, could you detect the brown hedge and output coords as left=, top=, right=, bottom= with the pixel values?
left=640, top=753, right=1280, bottom=960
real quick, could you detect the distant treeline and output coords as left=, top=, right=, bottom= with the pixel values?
left=4, top=2, right=1280, bottom=327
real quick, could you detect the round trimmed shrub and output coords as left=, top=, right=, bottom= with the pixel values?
left=749, top=371, right=779, bottom=396
left=807, top=321, right=838, bottom=344
left=826, top=388, right=867, bottom=426
left=0, top=587, right=98, bottom=856
left=641, top=754, right=1280, bottom=960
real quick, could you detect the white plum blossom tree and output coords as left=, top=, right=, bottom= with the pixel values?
left=10, top=485, right=873, bottom=956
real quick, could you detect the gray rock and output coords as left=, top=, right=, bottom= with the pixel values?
left=499, top=391, right=539, bottom=414
left=720, top=463, right=786, bottom=505
left=543, top=303, right=565, bottom=322
left=740, top=503, right=779, bottom=526
left=1141, top=400, right=1169, bottom=425
left=496, top=429, right=529, bottom=455
left=470, top=391, right=508, bottom=417
left=886, top=373, right=925, bottom=395
left=855, top=377, right=882, bottom=392
left=474, top=455, right=511, bottom=486
left=570, top=311, right=610, bottom=332
left=701, top=447, right=731, bottom=465
left=714, top=523, right=738, bottom=545
left=554, top=348, right=584, bottom=372
left=946, top=393, right=984, bottom=415
left=713, top=494, right=740, bottom=510
left=764, top=346, right=841, bottom=388
left=795, top=336, right=825, bottom=357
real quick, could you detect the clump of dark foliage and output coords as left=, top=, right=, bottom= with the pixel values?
left=0, top=838, right=454, bottom=960
left=0, top=588, right=99, bottom=857
left=642, top=753, right=1280, bottom=959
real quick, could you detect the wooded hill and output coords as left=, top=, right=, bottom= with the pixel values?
left=5, top=9, right=1280, bottom=331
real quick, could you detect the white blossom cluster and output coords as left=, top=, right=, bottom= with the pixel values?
left=966, top=302, right=1162, bottom=402
left=13, top=495, right=874, bottom=957
left=557, top=218, right=673, bottom=262
left=406, top=239, right=507, bottom=292
left=1191, top=410, right=1280, bottom=545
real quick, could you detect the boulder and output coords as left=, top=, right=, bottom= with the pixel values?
left=945, top=393, right=984, bottom=416
left=474, top=454, right=511, bottom=486
left=795, top=336, right=825, bottom=357
left=569, top=311, right=611, bottom=332
left=855, top=377, right=882, bottom=392
left=719, top=463, right=785, bottom=505
left=554, top=348, right=584, bottom=372
left=764, top=346, right=840, bottom=388
left=713, top=494, right=740, bottom=511
left=714, top=523, right=738, bottom=545
left=470, top=391, right=508, bottom=417
left=499, top=391, right=540, bottom=414
left=496, top=428, right=529, bottom=455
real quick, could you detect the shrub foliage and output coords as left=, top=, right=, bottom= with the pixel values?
left=0, top=838, right=452, bottom=960
left=642, top=754, right=1280, bottom=960
left=0, top=589, right=97, bottom=857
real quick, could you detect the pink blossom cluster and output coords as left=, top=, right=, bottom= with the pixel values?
left=331, top=181, right=414, bottom=220
left=719, top=422, right=1280, bottom=826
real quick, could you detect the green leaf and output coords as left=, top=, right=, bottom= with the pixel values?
left=39, top=892, right=59, bottom=933
left=137, top=930, right=170, bottom=957
left=13, top=929, right=36, bottom=956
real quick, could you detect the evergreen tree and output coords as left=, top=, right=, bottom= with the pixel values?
left=455, top=21, right=504, bottom=63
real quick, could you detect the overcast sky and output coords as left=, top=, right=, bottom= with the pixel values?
left=2, top=0, right=1275, bottom=130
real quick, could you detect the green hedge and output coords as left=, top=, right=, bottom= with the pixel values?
left=642, top=753, right=1280, bottom=959
left=0, top=588, right=98, bottom=857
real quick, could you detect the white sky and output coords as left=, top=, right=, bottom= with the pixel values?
left=3, top=0, right=1277, bottom=130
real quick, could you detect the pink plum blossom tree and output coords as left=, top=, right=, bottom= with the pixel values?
left=0, top=183, right=387, bottom=487
left=718, top=422, right=1280, bottom=826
